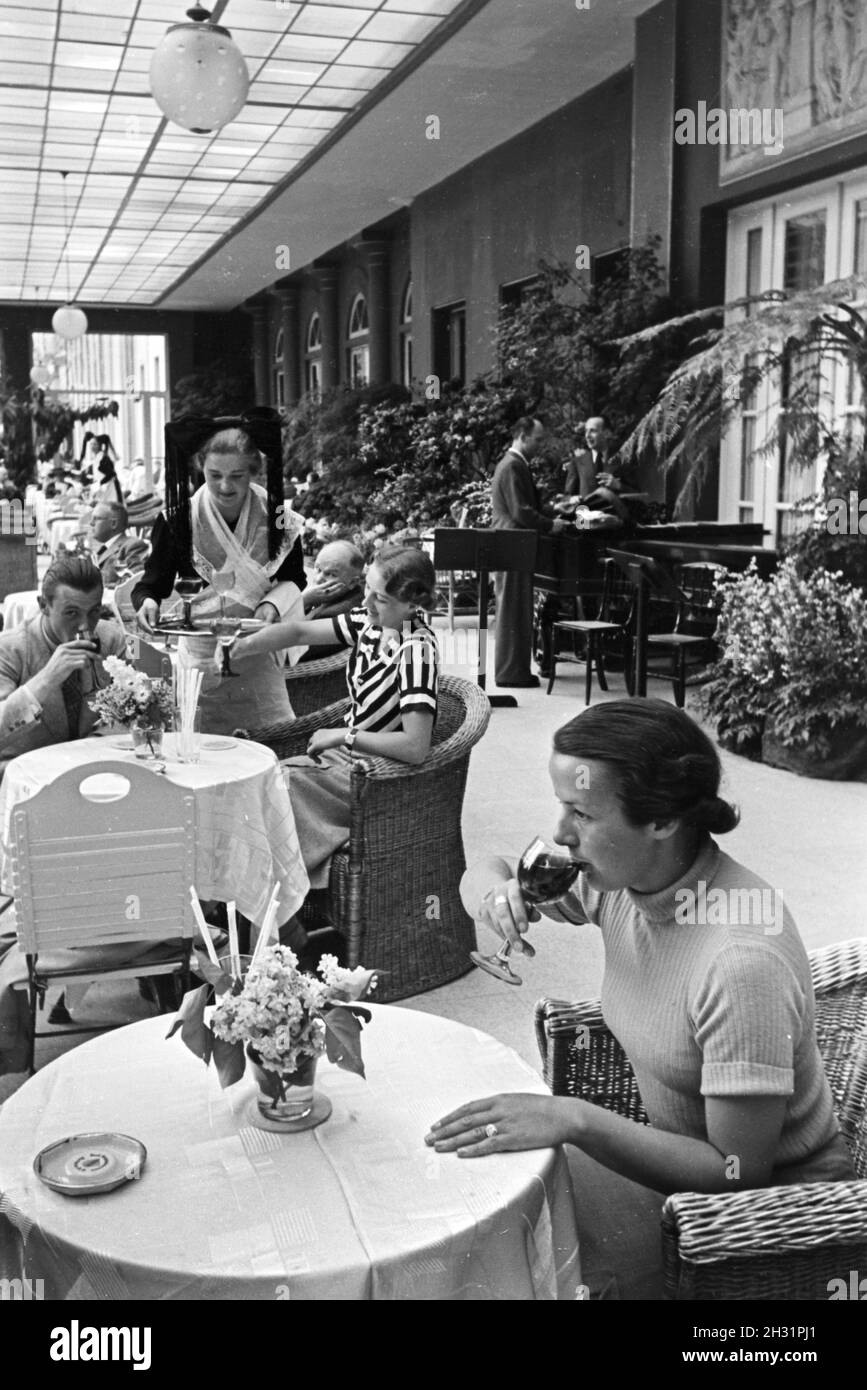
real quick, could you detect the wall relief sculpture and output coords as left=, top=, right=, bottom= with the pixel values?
left=721, top=0, right=867, bottom=182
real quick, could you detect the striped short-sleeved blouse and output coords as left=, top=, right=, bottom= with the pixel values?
left=332, top=607, right=438, bottom=732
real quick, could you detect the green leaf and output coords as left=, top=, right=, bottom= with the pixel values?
left=323, top=1004, right=368, bottom=1079
left=211, top=1035, right=246, bottom=1090
left=192, top=950, right=234, bottom=995
left=165, top=983, right=212, bottom=1063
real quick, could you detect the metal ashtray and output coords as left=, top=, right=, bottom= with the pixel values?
left=34, top=1132, right=147, bottom=1197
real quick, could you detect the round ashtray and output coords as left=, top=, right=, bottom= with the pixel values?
left=34, top=1133, right=147, bottom=1196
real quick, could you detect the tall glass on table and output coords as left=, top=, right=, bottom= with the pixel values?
left=470, top=837, right=582, bottom=985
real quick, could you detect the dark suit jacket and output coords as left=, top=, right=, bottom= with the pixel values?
left=490, top=449, right=554, bottom=534
left=95, top=532, right=150, bottom=586
left=0, top=615, right=128, bottom=770
left=564, top=448, right=635, bottom=498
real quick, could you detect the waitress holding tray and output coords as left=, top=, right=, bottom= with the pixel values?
left=132, top=409, right=306, bottom=736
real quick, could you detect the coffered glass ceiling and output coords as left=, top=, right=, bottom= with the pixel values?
left=0, top=0, right=469, bottom=305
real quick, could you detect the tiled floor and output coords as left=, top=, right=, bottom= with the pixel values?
left=2, top=620, right=865, bottom=1298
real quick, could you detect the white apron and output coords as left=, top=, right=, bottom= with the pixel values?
left=177, top=484, right=303, bottom=735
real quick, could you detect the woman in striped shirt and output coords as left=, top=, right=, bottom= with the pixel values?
left=231, top=544, right=439, bottom=890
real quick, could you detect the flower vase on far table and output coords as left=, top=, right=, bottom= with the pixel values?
left=130, top=718, right=164, bottom=760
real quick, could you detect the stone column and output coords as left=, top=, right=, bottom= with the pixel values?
left=272, top=284, right=300, bottom=407
left=314, top=265, right=340, bottom=392
left=361, top=240, right=391, bottom=385
left=244, top=299, right=270, bottom=405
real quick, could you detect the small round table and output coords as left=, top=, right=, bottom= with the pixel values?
left=0, top=1007, right=582, bottom=1301
left=0, top=735, right=309, bottom=931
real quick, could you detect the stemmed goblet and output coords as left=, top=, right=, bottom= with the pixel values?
left=469, top=836, right=582, bottom=985
left=175, top=574, right=205, bottom=630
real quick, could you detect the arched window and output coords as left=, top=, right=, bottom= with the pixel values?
left=400, top=279, right=413, bottom=387
left=347, top=292, right=369, bottom=388
left=273, top=328, right=285, bottom=409
left=305, top=312, right=322, bottom=397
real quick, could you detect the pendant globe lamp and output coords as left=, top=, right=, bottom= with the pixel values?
left=52, top=171, right=88, bottom=342
left=149, top=4, right=250, bottom=135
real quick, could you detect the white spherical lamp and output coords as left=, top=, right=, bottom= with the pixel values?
left=149, top=5, right=249, bottom=135
left=52, top=303, right=89, bottom=340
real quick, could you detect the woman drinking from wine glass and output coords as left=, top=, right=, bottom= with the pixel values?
left=230, top=544, right=439, bottom=898
left=132, top=410, right=306, bottom=735
left=427, top=700, right=854, bottom=1197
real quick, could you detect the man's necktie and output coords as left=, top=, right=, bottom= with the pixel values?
left=61, top=669, right=84, bottom=740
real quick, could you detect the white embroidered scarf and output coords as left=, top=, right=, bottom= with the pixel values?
left=189, top=482, right=302, bottom=618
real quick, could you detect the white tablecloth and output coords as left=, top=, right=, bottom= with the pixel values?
left=0, top=1006, right=582, bottom=1300
left=1, top=590, right=40, bottom=630
left=0, top=735, right=309, bottom=930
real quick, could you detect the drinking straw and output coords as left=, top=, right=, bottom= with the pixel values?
left=252, top=885, right=281, bottom=965
left=189, top=886, right=221, bottom=969
left=227, top=901, right=240, bottom=979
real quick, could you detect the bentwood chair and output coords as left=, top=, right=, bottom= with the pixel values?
left=257, top=675, right=491, bottom=1000
left=8, top=761, right=197, bottom=1072
left=547, top=557, right=635, bottom=703
left=645, top=563, right=724, bottom=708
left=535, top=937, right=867, bottom=1300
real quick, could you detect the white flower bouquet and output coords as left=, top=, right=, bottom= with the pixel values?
left=168, top=945, right=376, bottom=1092
left=89, top=654, right=174, bottom=730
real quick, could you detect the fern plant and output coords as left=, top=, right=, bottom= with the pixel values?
left=616, top=276, right=867, bottom=517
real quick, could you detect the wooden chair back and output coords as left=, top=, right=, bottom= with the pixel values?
left=9, top=761, right=196, bottom=954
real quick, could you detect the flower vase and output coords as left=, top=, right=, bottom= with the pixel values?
left=245, top=1046, right=331, bottom=1132
left=130, top=718, right=164, bottom=760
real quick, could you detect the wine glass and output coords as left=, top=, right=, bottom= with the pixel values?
left=214, top=616, right=242, bottom=678
left=469, top=837, right=582, bottom=985
left=176, top=574, right=205, bottom=630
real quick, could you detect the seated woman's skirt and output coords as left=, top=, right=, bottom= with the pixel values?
left=285, top=747, right=353, bottom=889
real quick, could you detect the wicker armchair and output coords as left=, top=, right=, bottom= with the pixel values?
left=285, top=649, right=350, bottom=718
left=535, top=937, right=867, bottom=1300
left=257, top=675, right=491, bottom=1000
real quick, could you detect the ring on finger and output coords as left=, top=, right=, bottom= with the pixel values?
left=484, top=1123, right=498, bottom=1139
left=494, top=895, right=508, bottom=907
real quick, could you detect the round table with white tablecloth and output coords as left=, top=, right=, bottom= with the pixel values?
left=0, top=1005, right=582, bottom=1301
left=0, top=734, right=309, bottom=932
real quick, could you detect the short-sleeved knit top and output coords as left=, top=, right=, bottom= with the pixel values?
left=557, top=836, right=843, bottom=1172
left=332, top=607, right=438, bottom=733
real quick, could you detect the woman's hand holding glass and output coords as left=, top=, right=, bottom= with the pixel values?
left=476, top=879, right=539, bottom=957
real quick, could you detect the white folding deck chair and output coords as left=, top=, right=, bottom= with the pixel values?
left=8, top=760, right=196, bottom=1073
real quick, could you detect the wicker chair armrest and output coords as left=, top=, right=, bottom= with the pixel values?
left=662, top=1179, right=867, bottom=1300
left=534, top=996, right=649, bottom=1124
left=346, top=679, right=491, bottom=781
left=254, top=699, right=351, bottom=757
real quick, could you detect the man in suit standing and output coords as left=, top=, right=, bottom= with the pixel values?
left=491, top=417, right=566, bottom=687
left=88, top=500, right=149, bottom=585
left=0, top=555, right=127, bottom=777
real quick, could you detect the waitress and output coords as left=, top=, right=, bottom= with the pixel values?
left=132, top=408, right=306, bottom=735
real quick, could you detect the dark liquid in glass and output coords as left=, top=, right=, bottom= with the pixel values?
left=517, top=855, right=581, bottom=905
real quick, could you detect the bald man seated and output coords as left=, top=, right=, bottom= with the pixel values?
left=298, top=541, right=366, bottom=663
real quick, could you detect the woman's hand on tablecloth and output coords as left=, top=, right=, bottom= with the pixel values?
left=307, top=727, right=347, bottom=758
left=136, top=598, right=159, bottom=634
left=425, top=1093, right=574, bottom=1156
